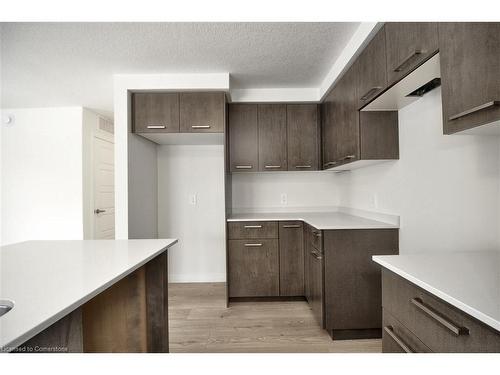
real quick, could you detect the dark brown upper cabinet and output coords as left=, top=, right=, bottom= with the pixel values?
left=322, top=64, right=399, bottom=171
left=439, top=23, right=500, bottom=134
left=356, top=27, right=388, bottom=109
left=228, top=104, right=259, bottom=172
left=385, top=23, right=439, bottom=86
left=179, top=92, right=225, bottom=133
left=286, top=104, right=320, bottom=171
left=132, top=93, right=180, bottom=133
left=258, top=104, right=287, bottom=171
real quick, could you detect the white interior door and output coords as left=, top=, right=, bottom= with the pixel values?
left=93, top=136, right=115, bottom=239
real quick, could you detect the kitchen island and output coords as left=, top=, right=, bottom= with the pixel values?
left=0, top=239, right=177, bottom=353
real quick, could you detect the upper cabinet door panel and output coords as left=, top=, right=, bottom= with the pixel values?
left=179, top=92, right=225, bottom=133
left=287, top=104, right=320, bottom=171
left=133, top=93, right=180, bottom=133
left=439, top=23, right=500, bottom=134
left=356, top=27, right=388, bottom=109
left=228, top=104, right=259, bottom=172
left=258, top=104, right=287, bottom=171
left=321, top=89, right=340, bottom=169
left=385, top=22, right=438, bottom=86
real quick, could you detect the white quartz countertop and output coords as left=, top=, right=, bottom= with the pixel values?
left=227, top=211, right=399, bottom=230
left=0, top=239, right=177, bottom=351
left=373, top=251, right=500, bottom=332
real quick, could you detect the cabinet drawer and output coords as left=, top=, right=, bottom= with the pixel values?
left=227, top=221, right=278, bottom=239
left=382, top=269, right=500, bottom=352
left=383, top=309, right=432, bottom=353
left=228, top=239, right=279, bottom=297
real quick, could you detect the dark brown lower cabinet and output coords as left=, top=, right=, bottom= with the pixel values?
left=228, top=239, right=279, bottom=297
left=383, top=309, right=431, bottom=353
left=324, top=229, right=399, bottom=339
left=382, top=269, right=500, bottom=353
left=308, top=247, right=324, bottom=328
left=278, top=221, right=304, bottom=296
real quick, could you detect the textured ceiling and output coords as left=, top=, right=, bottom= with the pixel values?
left=1, top=22, right=359, bottom=117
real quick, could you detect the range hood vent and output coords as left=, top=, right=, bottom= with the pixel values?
left=361, top=53, right=441, bottom=112
left=406, top=78, right=441, bottom=97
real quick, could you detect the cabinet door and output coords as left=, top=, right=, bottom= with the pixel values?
left=179, top=92, right=225, bottom=133
left=439, top=23, right=500, bottom=134
left=304, top=225, right=311, bottom=302
left=228, top=104, right=258, bottom=172
left=385, top=23, right=438, bottom=86
left=356, top=27, right=388, bottom=109
left=279, top=221, right=304, bottom=296
left=258, top=104, right=287, bottom=171
left=321, top=89, right=340, bottom=169
left=324, top=229, right=399, bottom=331
left=133, top=93, right=180, bottom=133
left=336, top=65, right=360, bottom=166
left=286, top=104, right=320, bottom=171
left=228, top=239, right=279, bottom=297
left=309, top=249, right=324, bottom=328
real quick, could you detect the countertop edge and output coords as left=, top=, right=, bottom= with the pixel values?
left=2, top=239, right=178, bottom=351
left=372, top=256, right=500, bottom=333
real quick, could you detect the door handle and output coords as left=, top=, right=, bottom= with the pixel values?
left=191, top=125, right=211, bottom=129
left=94, top=209, right=106, bottom=214
left=449, top=101, right=500, bottom=121
left=360, top=86, right=382, bottom=101
left=282, top=224, right=301, bottom=228
left=245, top=243, right=263, bottom=247
left=383, top=326, right=414, bottom=353
left=146, top=125, right=166, bottom=129
left=394, top=49, right=426, bottom=72
left=235, top=165, right=253, bottom=169
left=411, top=298, right=469, bottom=336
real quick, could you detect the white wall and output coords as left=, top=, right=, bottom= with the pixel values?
left=232, top=171, right=339, bottom=211
left=157, top=145, right=226, bottom=282
left=1, top=107, right=85, bottom=245
left=336, top=87, right=500, bottom=254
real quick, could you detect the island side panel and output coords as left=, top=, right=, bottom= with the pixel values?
left=13, top=308, right=83, bottom=353
left=82, top=267, right=148, bottom=352
left=145, top=251, right=169, bottom=352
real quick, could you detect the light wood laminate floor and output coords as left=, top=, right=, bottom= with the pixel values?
left=168, top=282, right=381, bottom=353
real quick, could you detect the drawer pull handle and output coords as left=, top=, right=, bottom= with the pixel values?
left=313, top=231, right=322, bottom=237
left=394, top=49, right=426, bottom=72
left=449, top=101, right=500, bottom=121
left=411, top=298, right=469, bottom=336
left=147, top=125, right=166, bottom=129
left=310, top=251, right=323, bottom=260
left=295, top=165, right=312, bottom=169
left=383, top=326, right=414, bottom=353
left=283, top=224, right=301, bottom=228
left=191, top=125, right=211, bottom=129
left=235, top=165, right=252, bottom=169
left=360, top=86, right=382, bottom=101
left=245, top=243, right=263, bottom=247
left=323, top=161, right=337, bottom=168
left=341, top=155, right=356, bottom=161
left=265, top=165, right=281, bottom=169
left=244, top=225, right=262, bottom=229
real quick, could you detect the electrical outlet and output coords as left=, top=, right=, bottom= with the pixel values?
left=189, top=193, right=197, bottom=205
left=280, top=193, right=287, bottom=205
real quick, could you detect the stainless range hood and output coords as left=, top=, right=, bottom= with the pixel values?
left=361, top=53, right=441, bottom=112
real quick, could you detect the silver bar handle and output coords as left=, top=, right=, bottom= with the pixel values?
left=341, top=155, right=356, bottom=161
left=310, top=251, right=323, bottom=260
left=235, top=165, right=252, bottom=169
left=244, top=225, right=262, bottom=229
left=383, top=326, right=414, bottom=353
left=245, top=243, right=263, bottom=247
left=191, top=125, right=211, bottom=129
left=146, top=125, right=166, bottom=129
left=360, top=86, right=382, bottom=101
left=449, top=101, right=500, bottom=121
left=394, top=49, right=426, bottom=72
left=411, top=298, right=469, bottom=336
left=295, top=165, right=312, bottom=169
left=283, top=225, right=301, bottom=228
left=265, top=165, right=281, bottom=169
left=323, top=161, right=337, bottom=168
